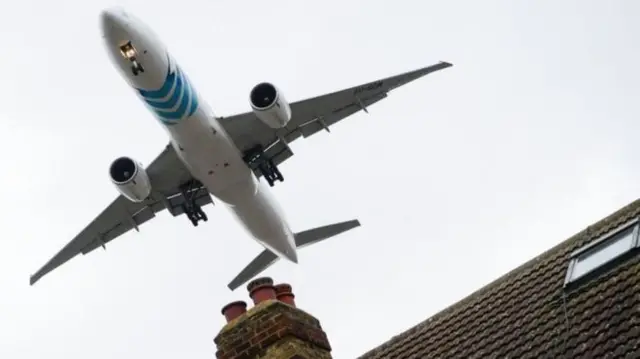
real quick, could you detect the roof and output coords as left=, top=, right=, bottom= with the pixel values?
left=358, top=198, right=640, bottom=359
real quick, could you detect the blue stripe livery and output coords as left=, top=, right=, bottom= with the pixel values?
left=136, top=56, right=199, bottom=125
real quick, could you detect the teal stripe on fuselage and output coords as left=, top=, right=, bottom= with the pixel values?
left=144, top=68, right=183, bottom=110
left=136, top=55, right=199, bottom=125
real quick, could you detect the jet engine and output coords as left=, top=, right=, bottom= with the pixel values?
left=109, top=156, right=152, bottom=203
left=249, top=82, right=292, bottom=128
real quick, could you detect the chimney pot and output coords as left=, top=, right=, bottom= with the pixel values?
left=274, top=283, right=296, bottom=307
left=247, top=277, right=276, bottom=305
left=220, top=300, right=247, bottom=323
left=247, top=276, right=274, bottom=292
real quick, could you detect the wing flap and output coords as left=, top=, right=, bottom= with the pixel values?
left=296, top=92, right=387, bottom=138
left=80, top=205, right=156, bottom=255
left=80, top=189, right=213, bottom=255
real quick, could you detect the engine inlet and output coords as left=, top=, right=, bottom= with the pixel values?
left=110, top=157, right=137, bottom=184
left=250, top=82, right=277, bottom=109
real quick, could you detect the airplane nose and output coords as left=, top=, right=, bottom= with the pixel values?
left=99, top=7, right=125, bottom=35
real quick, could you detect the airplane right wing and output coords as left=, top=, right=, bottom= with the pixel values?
left=29, top=143, right=212, bottom=286
left=218, top=61, right=453, bottom=177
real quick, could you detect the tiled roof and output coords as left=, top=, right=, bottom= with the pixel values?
left=359, top=199, right=640, bottom=359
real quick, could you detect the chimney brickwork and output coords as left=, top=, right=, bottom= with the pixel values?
left=214, top=277, right=332, bottom=359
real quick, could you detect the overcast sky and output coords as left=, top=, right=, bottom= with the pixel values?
left=2, top=0, right=640, bottom=358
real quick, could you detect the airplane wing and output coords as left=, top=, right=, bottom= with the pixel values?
left=218, top=61, right=453, bottom=175
left=29, top=144, right=212, bottom=286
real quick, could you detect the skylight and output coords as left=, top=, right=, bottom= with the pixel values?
left=564, top=218, right=640, bottom=286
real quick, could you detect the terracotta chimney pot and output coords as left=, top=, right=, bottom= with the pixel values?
left=274, top=283, right=296, bottom=307
left=220, top=300, right=247, bottom=323
left=247, top=277, right=276, bottom=305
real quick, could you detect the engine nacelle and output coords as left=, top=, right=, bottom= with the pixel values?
left=249, top=82, right=292, bottom=128
left=109, top=156, right=152, bottom=203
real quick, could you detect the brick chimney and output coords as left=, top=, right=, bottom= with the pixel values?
left=214, top=277, right=332, bottom=359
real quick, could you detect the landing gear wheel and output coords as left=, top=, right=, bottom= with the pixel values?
left=259, top=160, right=283, bottom=187
left=265, top=174, right=275, bottom=187
left=195, top=207, right=208, bottom=222
left=181, top=200, right=207, bottom=227
left=274, top=166, right=284, bottom=182
left=184, top=206, right=205, bottom=227
left=130, top=61, right=144, bottom=76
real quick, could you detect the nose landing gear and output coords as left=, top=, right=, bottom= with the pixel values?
left=131, top=60, right=145, bottom=76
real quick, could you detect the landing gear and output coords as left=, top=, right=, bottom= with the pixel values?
left=242, top=145, right=284, bottom=187
left=131, top=60, right=145, bottom=76
left=260, top=159, right=284, bottom=187
left=182, top=203, right=208, bottom=226
left=180, top=180, right=208, bottom=227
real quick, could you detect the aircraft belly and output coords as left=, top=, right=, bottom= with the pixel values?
left=156, top=84, right=294, bottom=258
left=225, top=180, right=295, bottom=257
left=170, top=116, right=295, bottom=257
left=167, top=112, right=255, bottom=197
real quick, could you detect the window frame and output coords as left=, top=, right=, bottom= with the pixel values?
left=564, top=217, right=640, bottom=287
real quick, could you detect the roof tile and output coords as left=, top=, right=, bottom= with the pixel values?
left=359, top=199, right=640, bottom=359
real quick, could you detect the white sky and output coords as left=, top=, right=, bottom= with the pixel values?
left=2, top=0, right=640, bottom=358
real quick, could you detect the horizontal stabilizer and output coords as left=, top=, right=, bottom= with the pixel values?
left=227, top=219, right=361, bottom=291
left=293, top=219, right=360, bottom=248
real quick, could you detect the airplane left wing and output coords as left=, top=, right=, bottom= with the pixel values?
left=218, top=61, right=453, bottom=176
left=29, top=144, right=212, bottom=286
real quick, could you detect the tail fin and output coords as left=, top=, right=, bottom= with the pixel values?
left=227, top=219, right=361, bottom=291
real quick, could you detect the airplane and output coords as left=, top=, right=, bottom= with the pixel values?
left=29, top=7, right=453, bottom=291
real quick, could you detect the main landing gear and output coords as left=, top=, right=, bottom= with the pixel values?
left=243, top=145, right=284, bottom=187
left=180, top=180, right=208, bottom=227
left=260, top=159, right=283, bottom=187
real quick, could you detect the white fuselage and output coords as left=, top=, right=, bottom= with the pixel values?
left=99, top=7, right=298, bottom=263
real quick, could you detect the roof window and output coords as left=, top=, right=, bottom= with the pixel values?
left=564, top=218, right=640, bottom=286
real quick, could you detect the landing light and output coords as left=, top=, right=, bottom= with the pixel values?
left=119, top=41, right=137, bottom=60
